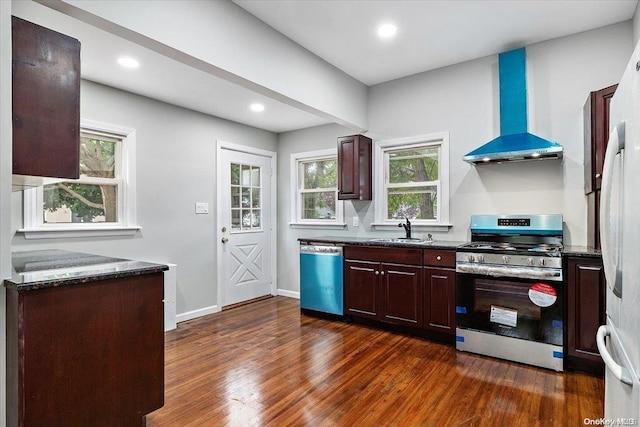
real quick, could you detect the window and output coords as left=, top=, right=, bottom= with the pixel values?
left=231, top=163, right=262, bottom=231
left=21, top=119, right=138, bottom=238
left=290, top=149, right=344, bottom=228
left=374, top=133, right=450, bottom=228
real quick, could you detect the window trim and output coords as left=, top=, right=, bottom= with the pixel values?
left=372, top=132, right=452, bottom=230
left=289, top=148, right=345, bottom=229
left=19, top=119, right=140, bottom=239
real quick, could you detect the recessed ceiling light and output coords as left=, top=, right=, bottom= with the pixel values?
left=117, top=57, right=140, bottom=69
left=250, top=103, right=265, bottom=112
left=377, top=24, right=397, bottom=39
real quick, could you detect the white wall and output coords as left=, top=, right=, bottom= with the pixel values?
left=368, top=22, right=633, bottom=245
left=11, top=80, right=278, bottom=317
left=276, top=23, right=634, bottom=294
left=277, top=123, right=366, bottom=293
left=44, top=0, right=368, bottom=131
left=634, top=1, right=640, bottom=46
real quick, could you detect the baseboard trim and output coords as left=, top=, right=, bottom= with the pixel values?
left=176, top=305, right=220, bottom=324
left=277, top=289, right=300, bottom=299
left=176, top=292, right=299, bottom=323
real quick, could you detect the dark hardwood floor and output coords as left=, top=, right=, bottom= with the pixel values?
left=146, top=296, right=603, bottom=426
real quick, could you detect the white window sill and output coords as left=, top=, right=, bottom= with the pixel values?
left=18, top=226, right=142, bottom=240
left=289, top=222, right=347, bottom=229
left=371, top=222, right=453, bottom=230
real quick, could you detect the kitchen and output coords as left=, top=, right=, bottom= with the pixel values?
left=1, top=0, right=639, bottom=425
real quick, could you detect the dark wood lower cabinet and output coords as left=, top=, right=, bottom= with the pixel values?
left=423, top=267, right=456, bottom=334
left=344, top=246, right=455, bottom=340
left=380, top=264, right=422, bottom=327
left=344, top=259, right=422, bottom=327
left=344, top=259, right=380, bottom=320
left=565, top=256, right=605, bottom=374
left=7, top=273, right=165, bottom=427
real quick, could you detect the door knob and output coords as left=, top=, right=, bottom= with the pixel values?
left=221, top=237, right=229, bottom=243
left=221, top=226, right=227, bottom=232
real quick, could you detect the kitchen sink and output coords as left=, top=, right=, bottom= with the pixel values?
left=369, top=238, right=429, bottom=244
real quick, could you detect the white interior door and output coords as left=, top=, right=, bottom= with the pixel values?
left=217, top=142, right=275, bottom=307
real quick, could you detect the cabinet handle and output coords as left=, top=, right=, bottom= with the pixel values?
left=595, top=173, right=602, bottom=179
left=380, top=271, right=385, bottom=276
left=375, top=271, right=379, bottom=275
left=436, top=255, right=442, bottom=261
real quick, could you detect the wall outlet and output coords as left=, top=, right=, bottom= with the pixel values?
left=195, top=202, right=209, bottom=214
left=352, top=216, right=359, bottom=227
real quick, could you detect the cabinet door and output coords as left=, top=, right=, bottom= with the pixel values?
left=423, top=268, right=456, bottom=334
left=566, top=258, right=605, bottom=363
left=380, top=263, right=422, bottom=327
left=337, top=135, right=372, bottom=200
left=12, top=16, right=80, bottom=179
left=584, top=84, right=617, bottom=194
left=8, top=273, right=164, bottom=426
left=344, top=260, right=380, bottom=319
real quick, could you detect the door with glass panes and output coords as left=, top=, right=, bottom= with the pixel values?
left=218, top=146, right=273, bottom=307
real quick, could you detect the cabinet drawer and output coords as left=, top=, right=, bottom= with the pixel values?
left=345, top=245, right=422, bottom=265
left=423, top=250, right=455, bottom=268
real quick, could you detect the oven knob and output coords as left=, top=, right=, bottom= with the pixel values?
left=527, top=258, right=534, bottom=266
left=502, top=256, right=510, bottom=264
left=477, top=255, right=484, bottom=263
left=467, top=255, right=475, bottom=262
left=539, top=258, right=546, bottom=267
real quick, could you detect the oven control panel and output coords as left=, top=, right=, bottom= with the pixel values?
left=497, top=218, right=530, bottom=227
left=456, top=252, right=562, bottom=269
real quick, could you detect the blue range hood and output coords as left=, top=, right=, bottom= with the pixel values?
left=463, top=48, right=563, bottom=164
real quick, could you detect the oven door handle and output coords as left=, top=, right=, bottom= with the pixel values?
left=456, top=263, right=562, bottom=280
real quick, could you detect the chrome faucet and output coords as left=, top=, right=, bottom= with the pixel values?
left=398, top=217, right=412, bottom=239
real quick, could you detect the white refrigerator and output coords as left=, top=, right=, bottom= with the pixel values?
left=597, top=38, right=640, bottom=421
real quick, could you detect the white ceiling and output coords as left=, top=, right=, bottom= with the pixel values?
left=11, top=1, right=331, bottom=133
left=13, top=0, right=639, bottom=133
left=235, top=0, right=638, bottom=86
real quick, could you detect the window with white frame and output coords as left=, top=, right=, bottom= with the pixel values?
left=22, top=119, right=138, bottom=238
left=374, top=133, right=450, bottom=227
left=290, top=149, right=344, bottom=227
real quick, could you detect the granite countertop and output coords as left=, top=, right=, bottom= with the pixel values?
left=298, top=236, right=467, bottom=250
left=562, top=246, right=602, bottom=258
left=298, top=236, right=602, bottom=257
left=4, top=249, right=169, bottom=291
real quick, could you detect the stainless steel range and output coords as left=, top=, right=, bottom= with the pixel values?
left=455, top=214, right=564, bottom=371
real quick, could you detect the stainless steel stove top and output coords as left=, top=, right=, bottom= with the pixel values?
left=456, top=214, right=564, bottom=273
left=457, top=241, right=562, bottom=256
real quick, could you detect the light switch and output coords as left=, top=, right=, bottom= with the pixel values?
left=195, top=202, right=209, bottom=214
left=352, top=216, right=359, bottom=227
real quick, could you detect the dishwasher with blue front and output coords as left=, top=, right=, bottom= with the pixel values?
left=299, top=242, right=344, bottom=316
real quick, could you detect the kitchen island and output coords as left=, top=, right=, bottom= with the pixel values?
left=4, top=250, right=168, bottom=427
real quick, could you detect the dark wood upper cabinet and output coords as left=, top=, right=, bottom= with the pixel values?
left=584, top=84, right=616, bottom=194
left=337, top=134, right=372, bottom=200
left=584, top=84, right=617, bottom=249
left=12, top=16, right=81, bottom=187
